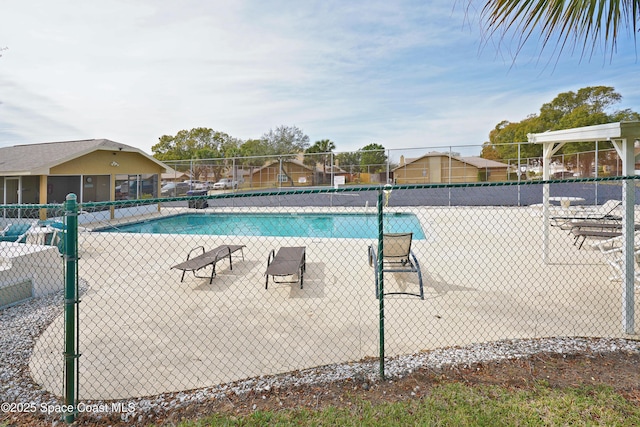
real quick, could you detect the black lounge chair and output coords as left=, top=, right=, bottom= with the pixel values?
left=572, top=229, right=622, bottom=249
left=171, top=245, right=245, bottom=284
left=569, top=221, right=640, bottom=249
left=265, top=246, right=306, bottom=289
left=552, top=200, right=622, bottom=229
left=368, top=232, right=424, bottom=299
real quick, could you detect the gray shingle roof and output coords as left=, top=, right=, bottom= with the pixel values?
left=459, top=156, right=510, bottom=169
left=393, top=152, right=509, bottom=171
left=251, top=158, right=314, bottom=173
left=0, top=139, right=165, bottom=175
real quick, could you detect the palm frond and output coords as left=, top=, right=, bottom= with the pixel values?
left=480, top=0, right=640, bottom=59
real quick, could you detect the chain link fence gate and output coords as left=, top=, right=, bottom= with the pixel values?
left=1, top=177, right=639, bottom=424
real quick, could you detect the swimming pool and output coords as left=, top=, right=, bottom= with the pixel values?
left=99, top=212, right=426, bottom=239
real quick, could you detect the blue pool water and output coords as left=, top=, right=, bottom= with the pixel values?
left=99, top=213, right=425, bottom=239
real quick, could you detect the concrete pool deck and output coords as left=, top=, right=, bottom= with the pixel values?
left=29, top=205, right=640, bottom=400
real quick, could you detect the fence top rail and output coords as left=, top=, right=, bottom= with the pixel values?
left=1, top=176, right=636, bottom=210
left=0, top=203, right=64, bottom=210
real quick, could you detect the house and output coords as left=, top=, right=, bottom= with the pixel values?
left=392, top=152, right=510, bottom=184
left=247, top=157, right=352, bottom=188
left=248, top=158, right=316, bottom=187
left=0, top=139, right=167, bottom=219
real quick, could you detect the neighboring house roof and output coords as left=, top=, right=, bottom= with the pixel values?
left=250, top=158, right=315, bottom=173
left=459, top=156, right=510, bottom=169
left=161, top=166, right=190, bottom=181
left=0, top=138, right=167, bottom=176
left=393, top=152, right=509, bottom=171
left=244, top=154, right=345, bottom=174
left=324, top=165, right=348, bottom=174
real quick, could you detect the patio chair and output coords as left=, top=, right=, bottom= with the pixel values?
left=593, top=232, right=640, bottom=284
left=569, top=221, right=640, bottom=249
left=552, top=200, right=622, bottom=229
left=24, top=224, right=62, bottom=246
left=171, top=244, right=245, bottom=284
left=265, top=246, right=306, bottom=289
left=0, top=223, right=35, bottom=243
left=368, top=232, right=424, bottom=300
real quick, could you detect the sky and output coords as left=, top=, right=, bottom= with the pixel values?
left=0, top=0, right=638, bottom=158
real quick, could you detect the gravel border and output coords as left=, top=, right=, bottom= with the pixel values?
left=2, top=290, right=640, bottom=424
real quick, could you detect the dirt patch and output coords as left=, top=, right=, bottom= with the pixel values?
left=177, top=351, right=640, bottom=417
left=3, top=350, right=639, bottom=426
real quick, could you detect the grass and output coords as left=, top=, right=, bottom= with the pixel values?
left=163, top=381, right=640, bottom=427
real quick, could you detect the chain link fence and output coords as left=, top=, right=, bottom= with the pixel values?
left=1, top=177, right=639, bottom=423
left=161, top=143, right=624, bottom=191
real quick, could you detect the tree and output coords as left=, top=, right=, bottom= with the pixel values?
left=261, top=125, right=310, bottom=155
left=539, top=86, right=621, bottom=129
left=152, top=128, right=241, bottom=181
left=478, top=0, right=640, bottom=59
left=483, top=86, right=637, bottom=161
left=536, top=86, right=634, bottom=172
left=336, top=151, right=362, bottom=174
left=304, top=139, right=336, bottom=184
left=480, top=142, right=501, bottom=160
left=239, top=139, right=271, bottom=166
left=238, top=138, right=273, bottom=187
left=360, top=143, right=387, bottom=173
left=612, top=108, right=640, bottom=122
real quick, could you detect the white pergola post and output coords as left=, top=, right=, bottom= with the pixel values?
left=618, top=138, right=636, bottom=333
left=529, top=121, right=640, bottom=334
left=542, top=142, right=566, bottom=263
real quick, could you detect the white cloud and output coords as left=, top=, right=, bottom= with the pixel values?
left=0, top=0, right=638, bottom=154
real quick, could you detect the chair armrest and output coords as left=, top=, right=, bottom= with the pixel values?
left=186, top=246, right=205, bottom=260
left=266, top=249, right=276, bottom=267
left=213, top=246, right=232, bottom=261
left=368, top=245, right=376, bottom=267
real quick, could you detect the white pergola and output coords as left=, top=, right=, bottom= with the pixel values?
left=528, top=121, right=640, bottom=334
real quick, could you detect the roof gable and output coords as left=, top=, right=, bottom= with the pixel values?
left=0, top=139, right=167, bottom=175
left=251, top=158, right=315, bottom=173
left=459, top=156, right=510, bottom=169
left=394, top=152, right=509, bottom=171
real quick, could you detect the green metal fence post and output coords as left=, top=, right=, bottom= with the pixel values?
left=63, top=194, right=78, bottom=423
left=377, top=189, right=385, bottom=380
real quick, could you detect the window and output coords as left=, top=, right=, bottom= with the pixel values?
left=47, top=176, right=81, bottom=204
left=115, top=174, right=158, bottom=200
left=82, top=175, right=110, bottom=203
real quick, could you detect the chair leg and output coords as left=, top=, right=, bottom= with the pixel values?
left=209, top=264, right=216, bottom=284
left=368, top=245, right=379, bottom=298
left=372, top=254, right=380, bottom=299
left=411, top=252, right=424, bottom=300
left=578, top=236, right=586, bottom=249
